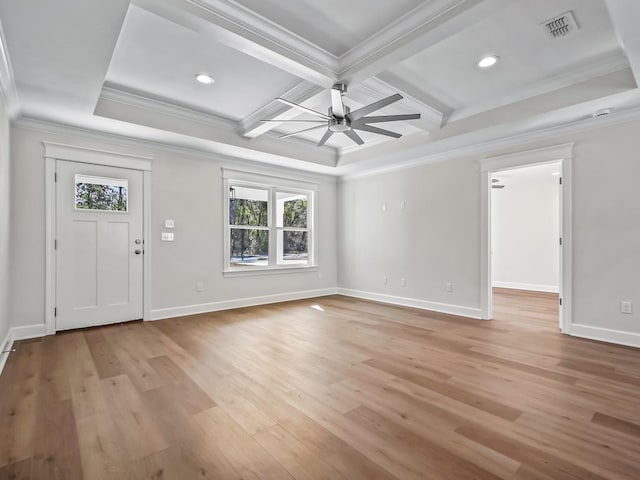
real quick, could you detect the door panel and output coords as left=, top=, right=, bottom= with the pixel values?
left=56, top=160, right=143, bottom=330
left=71, top=220, right=98, bottom=309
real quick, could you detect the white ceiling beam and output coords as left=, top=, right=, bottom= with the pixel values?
left=605, top=0, right=640, bottom=87
left=133, top=0, right=338, bottom=88
left=338, top=0, right=511, bottom=85
left=239, top=82, right=324, bottom=138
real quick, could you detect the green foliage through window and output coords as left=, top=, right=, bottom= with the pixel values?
left=283, top=199, right=307, bottom=228
left=229, top=199, right=268, bottom=227
left=75, top=182, right=128, bottom=211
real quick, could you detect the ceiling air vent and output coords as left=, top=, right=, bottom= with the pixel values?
left=541, top=11, right=579, bottom=39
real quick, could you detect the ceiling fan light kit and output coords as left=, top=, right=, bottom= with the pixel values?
left=263, top=83, right=421, bottom=147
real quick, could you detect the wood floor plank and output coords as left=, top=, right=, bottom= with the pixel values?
left=0, top=457, right=32, bottom=480
left=0, top=340, right=41, bottom=468
left=100, top=375, right=170, bottom=461
left=75, top=412, right=133, bottom=480
left=192, top=406, right=295, bottom=480
left=0, top=290, right=639, bottom=479
left=83, top=330, right=125, bottom=380
left=253, top=424, right=348, bottom=480
left=31, top=398, right=83, bottom=480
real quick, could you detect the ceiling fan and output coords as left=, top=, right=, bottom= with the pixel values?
left=262, top=83, right=421, bottom=147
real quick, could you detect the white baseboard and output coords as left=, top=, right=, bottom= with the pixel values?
left=492, top=281, right=559, bottom=293
left=569, top=324, right=640, bottom=349
left=150, top=288, right=339, bottom=321
left=337, top=288, right=483, bottom=319
left=0, top=323, right=47, bottom=377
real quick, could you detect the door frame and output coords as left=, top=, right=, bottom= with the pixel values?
left=479, top=143, right=573, bottom=333
left=44, top=142, right=152, bottom=334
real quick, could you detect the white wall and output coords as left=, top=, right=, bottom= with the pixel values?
left=338, top=119, right=640, bottom=345
left=491, top=163, right=560, bottom=292
left=9, top=124, right=337, bottom=328
left=0, top=95, right=10, bottom=346
left=7, top=116, right=640, bottom=347
left=338, top=157, right=482, bottom=317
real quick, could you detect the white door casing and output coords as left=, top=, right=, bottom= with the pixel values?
left=44, top=142, right=152, bottom=334
left=479, top=143, right=573, bottom=334
left=56, top=161, right=143, bottom=330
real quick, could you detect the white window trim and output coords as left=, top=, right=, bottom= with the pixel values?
left=222, top=169, right=318, bottom=276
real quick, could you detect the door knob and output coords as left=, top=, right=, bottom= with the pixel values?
left=135, top=249, right=142, bottom=255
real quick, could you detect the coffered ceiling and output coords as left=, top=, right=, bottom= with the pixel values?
left=1, top=0, right=640, bottom=176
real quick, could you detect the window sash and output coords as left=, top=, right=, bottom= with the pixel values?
left=225, top=178, right=315, bottom=271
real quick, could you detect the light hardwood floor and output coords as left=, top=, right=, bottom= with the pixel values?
left=1, top=290, right=640, bottom=479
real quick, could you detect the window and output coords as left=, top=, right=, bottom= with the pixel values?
left=224, top=170, right=316, bottom=273
left=75, top=175, right=128, bottom=212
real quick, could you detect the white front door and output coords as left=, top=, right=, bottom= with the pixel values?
left=56, top=160, right=144, bottom=330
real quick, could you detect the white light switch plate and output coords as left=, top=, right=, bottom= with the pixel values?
left=165, top=219, right=175, bottom=228
left=161, top=232, right=174, bottom=242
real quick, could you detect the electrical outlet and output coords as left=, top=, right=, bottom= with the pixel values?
left=401, top=278, right=407, bottom=287
left=161, top=232, right=174, bottom=242
left=446, top=283, right=453, bottom=292
left=621, top=301, right=633, bottom=314
left=196, top=282, right=204, bottom=292
left=165, top=219, right=175, bottom=228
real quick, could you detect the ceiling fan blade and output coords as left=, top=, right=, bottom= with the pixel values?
left=331, top=84, right=346, bottom=118
left=318, top=130, right=333, bottom=146
left=279, top=124, right=327, bottom=139
left=276, top=98, right=331, bottom=120
left=344, top=129, right=364, bottom=146
left=261, top=119, right=326, bottom=123
left=355, top=113, right=421, bottom=123
left=348, top=93, right=403, bottom=121
left=352, top=123, right=401, bottom=138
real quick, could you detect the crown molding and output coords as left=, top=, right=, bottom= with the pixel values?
left=447, top=50, right=632, bottom=123
left=0, top=18, right=19, bottom=120
left=338, top=104, right=640, bottom=180
left=100, top=84, right=326, bottom=150
left=100, top=84, right=238, bottom=132
left=15, top=116, right=339, bottom=182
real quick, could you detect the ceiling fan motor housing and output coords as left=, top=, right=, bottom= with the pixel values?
left=329, top=105, right=351, bottom=132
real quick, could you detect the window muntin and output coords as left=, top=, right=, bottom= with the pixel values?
left=75, top=175, right=128, bottom=212
left=225, top=179, right=315, bottom=272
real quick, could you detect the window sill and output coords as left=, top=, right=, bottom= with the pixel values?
left=223, top=265, right=318, bottom=277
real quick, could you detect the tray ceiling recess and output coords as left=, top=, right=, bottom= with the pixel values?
left=1, top=0, right=639, bottom=175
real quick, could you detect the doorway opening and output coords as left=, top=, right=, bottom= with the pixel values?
left=490, top=162, right=561, bottom=332
left=480, top=143, right=573, bottom=334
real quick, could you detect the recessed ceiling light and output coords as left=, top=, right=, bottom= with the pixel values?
left=477, top=55, right=499, bottom=69
left=195, top=73, right=215, bottom=85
